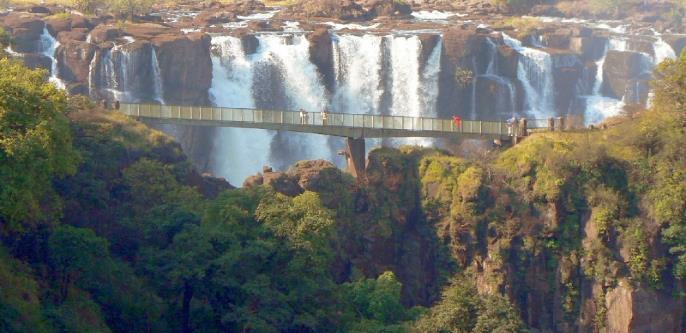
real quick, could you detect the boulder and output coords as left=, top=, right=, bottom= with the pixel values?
left=55, top=40, right=95, bottom=85
left=602, top=50, right=652, bottom=99
left=123, top=23, right=169, bottom=40
left=1, top=13, right=45, bottom=53
left=263, top=171, right=303, bottom=197
left=89, top=25, right=122, bottom=44
left=57, top=28, right=89, bottom=43
left=286, top=160, right=338, bottom=191
left=193, top=11, right=237, bottom=26
left=307, top=27, right=335, bottom=93
left=569, top=37, right=594, bottom=60
left=364, top=0, right=412, bottom=18
left=28, top=6, right=51, bottom=14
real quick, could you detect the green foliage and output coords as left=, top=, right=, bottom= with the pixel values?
left=0, top=27, right=9, bottom=49
left=48, top=225, right=109, bottom=302
left=414, top=276, right=524, bottom=332
left=0, top=59, right=79, bottom=231
left=343, top=271, right=409, bottom=328
left=0, top=246, right=51, bottom=333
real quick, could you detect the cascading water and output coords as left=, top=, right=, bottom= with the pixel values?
left=504, top=34, right=554, bottom=119
left=653, top=36, right=676, bottom=65
left=582, top=38, right=627, bottom=125
left=151, top=47, right=165, bottom=104
left=40, top=26, right=66, bottom=89
left=209, top=36, right=273, bottom=186
left=332, top=34, right=384, bottom=115
left=419, top=38, right=443, bottom=119
left=389, top=35, right=422, bottom=118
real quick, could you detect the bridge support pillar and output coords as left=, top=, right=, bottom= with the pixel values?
left=345, top=137, right=366, bottom=180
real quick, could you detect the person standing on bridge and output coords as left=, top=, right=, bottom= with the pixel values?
left=321, top=109, right=328, bottom=126
left=507, top=116, right=516, bottom=136
left=452, top=115, right=462, bottom=131
left=300, top=109, right=307, bottom=125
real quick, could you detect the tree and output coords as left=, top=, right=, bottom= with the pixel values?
left=108, top=0, right=156, bottom=20
left=0, top=58, right=79, bottom=232
left=48, top=225, right=109, bottom=303
left=71, top=0, right=106, bottom=14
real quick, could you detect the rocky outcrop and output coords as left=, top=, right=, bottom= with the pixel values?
left=363, top=0, right=412, bottom=18
left=56, top=40, right=95, bottom=94
left=307, top=27, right=335, bottom=93
left=152, top=32, right=212, bottom=105
left=602, top=50, right=652, bottom=102
left=552, top=52, right=584, bottom=113
left=606, top=281, right=683, bottom=332
left=475, top=75, right=516, bottom=119
left=1, top=12, right=45, bottom=53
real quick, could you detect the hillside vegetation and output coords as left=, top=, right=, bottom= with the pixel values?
left=1, top=24, right=686, bottom=333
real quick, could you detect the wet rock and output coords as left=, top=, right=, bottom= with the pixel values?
left=544, top=33, right=570, bottom=49
left=418, top=34, right=442, bottom=73
left=552, top=52, right=584, bottom=114
left=569, top=37, right=594, bottom=60
left=602, top=50, right=652, bottom=100
left=475, top=75, right=516, bottom=119
left=123, top=23, right=169, bottom=40
left=307, top=27, right=335, bottom=93
left=496, top=44, right=518, bottom=79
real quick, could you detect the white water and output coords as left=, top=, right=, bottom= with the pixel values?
left=411, top=10, right=466, bottom=20
left=237, top=9, right=280, bottom=20
left=504, top=34, right=554, bottom=119
left=582, top=38, right=627, bottom=125
left=332, top=34, right=384, bottom=115
left=151, top=47, right=165, bottom=104
left=40, top=26, right=66, bottom=89
left=388, top=35, right=442, bottom=146
left=4, top=46, right=23, bottom=57
left=653, top=37, right=677, bottom=64
left=210, top=36, right=272, bottom=185
left=325, top=22, right=381, bottom=31
left=209, top=34, right=332, bottom=184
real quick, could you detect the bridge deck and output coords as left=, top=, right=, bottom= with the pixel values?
left=118, top=103, right=516, bottom=139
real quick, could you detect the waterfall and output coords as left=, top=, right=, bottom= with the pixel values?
left=389, top=35, right=422, bottom=118
left=40, top=26, right=66, bottom=89
left=332, top=34, right=384, bottom=115
left=653, top=37, right=676, bottom=65
left=209, top=36, right=273, bottom=186
left=151, top=47, right=165, bottom=104
left=503, top=34, right=554, bottom=119
left=419, top=37, right=443, bottom=118
left=582, top=38, right=626, bottom=125
left=208, top=34, right=332, bottom=184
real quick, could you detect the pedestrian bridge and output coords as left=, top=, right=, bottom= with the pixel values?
left=117, top=103, right=534, bottom=179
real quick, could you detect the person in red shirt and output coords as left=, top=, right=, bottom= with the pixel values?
left=452, top=115, right=462, bottom=130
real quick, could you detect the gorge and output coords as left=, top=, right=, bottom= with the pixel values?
left=2, top=4, right=683, bottom=184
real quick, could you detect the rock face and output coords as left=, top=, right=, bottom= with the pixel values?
left=1, top=12, right=45, bottom=53
left=606, top=281, right=684, bottom=332
left=307, top=27, right=335, bottom=93
left=552, top=52, right=584, bottom=113
left=151, top=32, right=214, bottom=172
left=602, top=50, right=652, bottom=102
left=56, top=40, right=95, bottom=94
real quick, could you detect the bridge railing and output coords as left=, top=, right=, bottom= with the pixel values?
left=119, top=103, right=512, bottom=137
